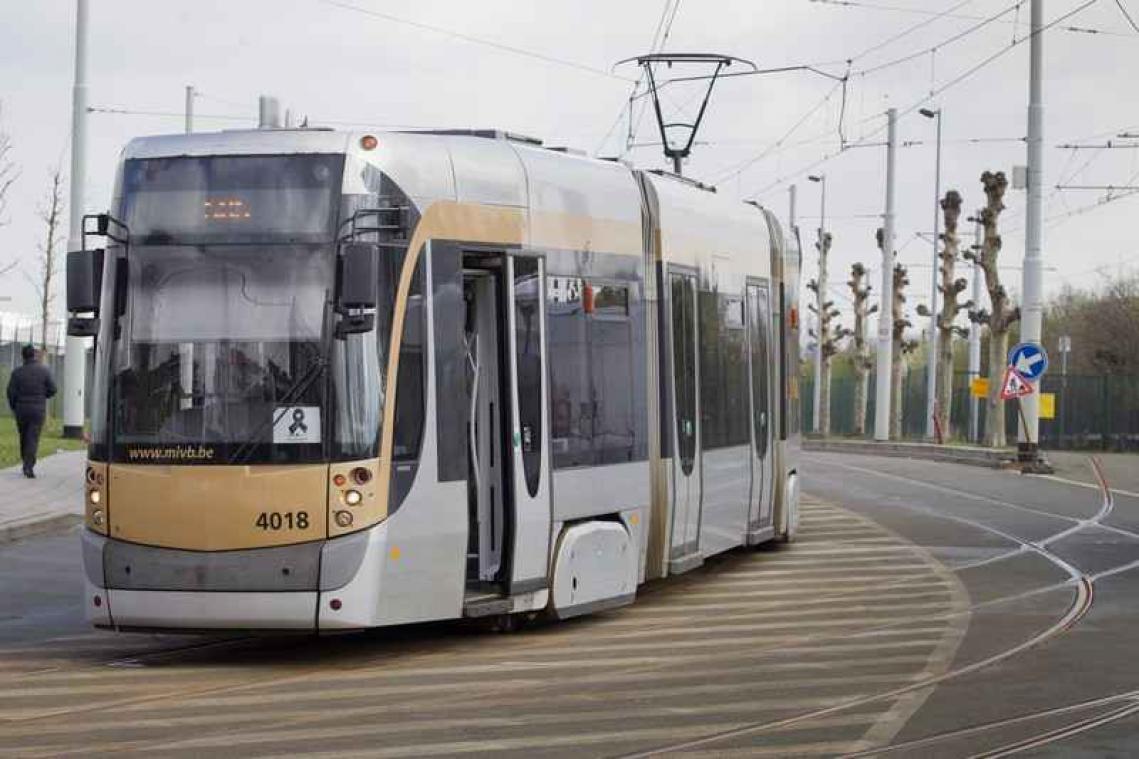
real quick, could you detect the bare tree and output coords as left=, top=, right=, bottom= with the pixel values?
left=0, top=101, right=16, bottom=227
left=847, top=262, right=878, bottom=436
left=34, top=165, right=66, bottom=351
left=806, top=232, right=844, bottom=435
left=964, top=171, right=1020, bottom=447
left=917, top=190, right=973, bottom=438
left=0, top=101, right=20, bottom=278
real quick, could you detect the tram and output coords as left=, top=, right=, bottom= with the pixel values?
left=68, top=127, right=802, bottom=631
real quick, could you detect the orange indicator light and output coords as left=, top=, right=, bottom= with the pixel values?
left=360, top=134, right=378, bottom=151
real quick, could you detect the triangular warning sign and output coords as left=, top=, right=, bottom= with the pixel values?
left=1000, top=366, right=1034, bottom=400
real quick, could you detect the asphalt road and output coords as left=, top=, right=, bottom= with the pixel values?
left=0, top=451, right=1136, bottom=756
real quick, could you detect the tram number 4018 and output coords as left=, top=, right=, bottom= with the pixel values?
left=255, top=511, right=310, bottom=530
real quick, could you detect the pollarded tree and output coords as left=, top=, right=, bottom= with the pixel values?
left=917, top=190, right=973, bottom=439
left=847, top=262, right=878, bottom=436
left=806, top=234, right=844, bottom=436
left=890, top=262, right=919, bottom=439
left=963, top=171, right=1020, bottom=447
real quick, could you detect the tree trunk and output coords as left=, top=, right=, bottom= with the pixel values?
left=819, top=365, right=832, bottom=436
left=937, top=337, right=954, bottom=439
left=853, top=366, right=869, bottom=436
left=890, top=346, right=904, bottom=439
left=986, top=328, right=1008, bottom=448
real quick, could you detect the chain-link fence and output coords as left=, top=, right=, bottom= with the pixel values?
left=803, top=369, right=1139, bottom=451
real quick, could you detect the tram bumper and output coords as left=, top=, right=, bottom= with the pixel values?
left=81, top=529, right=370, bottom=631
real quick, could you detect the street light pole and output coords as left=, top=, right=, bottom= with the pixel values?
left=874, top=108, right=897, bottom=441
left=920, top=107, right=942, bottom=440
left=62, top=0, right=89, bottom=439
left=809, top=174, right=826, bottom=434
left=968, top=215, right=983, bottom=443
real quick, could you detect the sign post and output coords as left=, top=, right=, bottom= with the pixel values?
left=1005, top=342, right=1052, bottom=473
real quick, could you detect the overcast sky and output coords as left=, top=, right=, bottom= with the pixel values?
left=1, top=0, right=1136, bottom=343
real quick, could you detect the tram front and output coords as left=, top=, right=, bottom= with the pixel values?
left=72, top=132, right=405, bottom=631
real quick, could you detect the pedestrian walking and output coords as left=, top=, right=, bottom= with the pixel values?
left=6, top=345, right=58, bottom=478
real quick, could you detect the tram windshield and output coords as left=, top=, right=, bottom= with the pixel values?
left=96, top=153, right=384, bottom=465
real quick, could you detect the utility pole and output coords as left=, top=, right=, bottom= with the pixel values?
left=874, top=108, right=897, bottom=441
left=968, top=215, right=983, bottom=443
left=1019, top=0, right=1046, bottom=466
left=62, top=0, right=89, bottom=439
left=809, top=174, right=826, bottom=434
left=920, top=107, right=943, bottom=440
left=184, top=85, right=194, bottom=133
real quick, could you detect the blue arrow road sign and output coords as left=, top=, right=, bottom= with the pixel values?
left=1008, top=342, right=1049, bottom=381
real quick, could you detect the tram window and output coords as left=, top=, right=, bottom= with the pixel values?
left=593, top=283, right=629, bottom=318
left=514, top=257, right=543, bottom=496
left=547, top=277, right=594, bottom=467
left=390, top=256, right=426, bottom=509
left=700, top=289, right=750, bottom=449
left=547, top=275, right=644, bottom=468
left=748, top=284, right=771, bottom=458
left=671, top=275, right=697, bottom=476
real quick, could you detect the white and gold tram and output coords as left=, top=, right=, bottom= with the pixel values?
left=68, top=127, right=802, bottom=631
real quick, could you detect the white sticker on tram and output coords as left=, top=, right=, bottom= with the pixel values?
left=273, top=406, right=321, bottom=444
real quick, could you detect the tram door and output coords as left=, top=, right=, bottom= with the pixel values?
left=747, top=281, right=774, bottom=531
left=463, top=255, right=552, bottom=593
left=505, top=256, right=552, bottom=592
left=669, top=271, right=703, bottom=567
left=464, top=269, right=505, bottom=583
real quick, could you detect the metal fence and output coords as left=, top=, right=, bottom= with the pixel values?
left=803, top=369, right=1139, bottom=451
left=0, top=319, right=68, bottom=420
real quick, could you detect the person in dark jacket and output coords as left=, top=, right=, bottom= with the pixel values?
left=6, top=345, right=58, bottom=478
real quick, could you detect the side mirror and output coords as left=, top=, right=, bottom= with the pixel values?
left=337, top=243, right=379, bottom=310
left=67, top=249, right=104, bottom=337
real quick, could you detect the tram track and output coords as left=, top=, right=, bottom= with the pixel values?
left=1, top=457, right=1134, bottom=756
left=620, top=454, right=1133, bottom=757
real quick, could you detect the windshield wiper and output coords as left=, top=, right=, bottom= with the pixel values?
left=226, top=355, right=328, bottom=465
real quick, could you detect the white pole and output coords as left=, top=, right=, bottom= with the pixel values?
left=1020, top=0, right=1045, bottom=459
left=924, top=112, right=942, bottom=440
left=874, top=108, right=897, bottom=441
left=184, top=85, right=194, bottom=133
left=968, top=215, right=983, bottom=443
left=62, top=0, right=89, bottom=438
left=812, top=176, right=826, bottom=434
left=788, top=184, right=797, bottom=236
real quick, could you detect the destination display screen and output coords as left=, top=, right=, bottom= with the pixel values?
left=121, top=154, right=344, bottom=244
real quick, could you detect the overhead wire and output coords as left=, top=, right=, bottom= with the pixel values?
left=1114, top=0, right=1139, bottom=32
left=317, top=0, right=632, bottom=83
left=749, top=0, right=1099, bottom=200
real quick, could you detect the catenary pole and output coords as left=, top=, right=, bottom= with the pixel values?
left=185, top=85, right=194, bottom=133
left=1020, top=0, right=1045, bottom=460
left=789, top=184, right=797, bottom=236
left=874, top=108, right=897, bottom=441
left=924, top=110, right=942, bottom=440
left=62, top=0, right=89, bottom=439
left=969, top=215, right=983, bottom=443
left=811, top=175, right=826, bottom=434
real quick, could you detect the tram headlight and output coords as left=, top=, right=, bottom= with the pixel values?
left=343, top=489, right=363, bottom=506
left=334, top=510, right=354, bottom=528
left=89, top=489, right=102, bottom=505
left=91, top=509, right=104, bottom=527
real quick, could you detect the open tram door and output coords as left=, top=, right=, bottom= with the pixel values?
left=667, top=267, right=703, bottom=573
left=462, top=252, right=552, bottom=607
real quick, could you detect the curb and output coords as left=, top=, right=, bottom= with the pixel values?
left=0, top=513, right=82, bottom=545
left=803, top=438, right=1017, bottom=468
